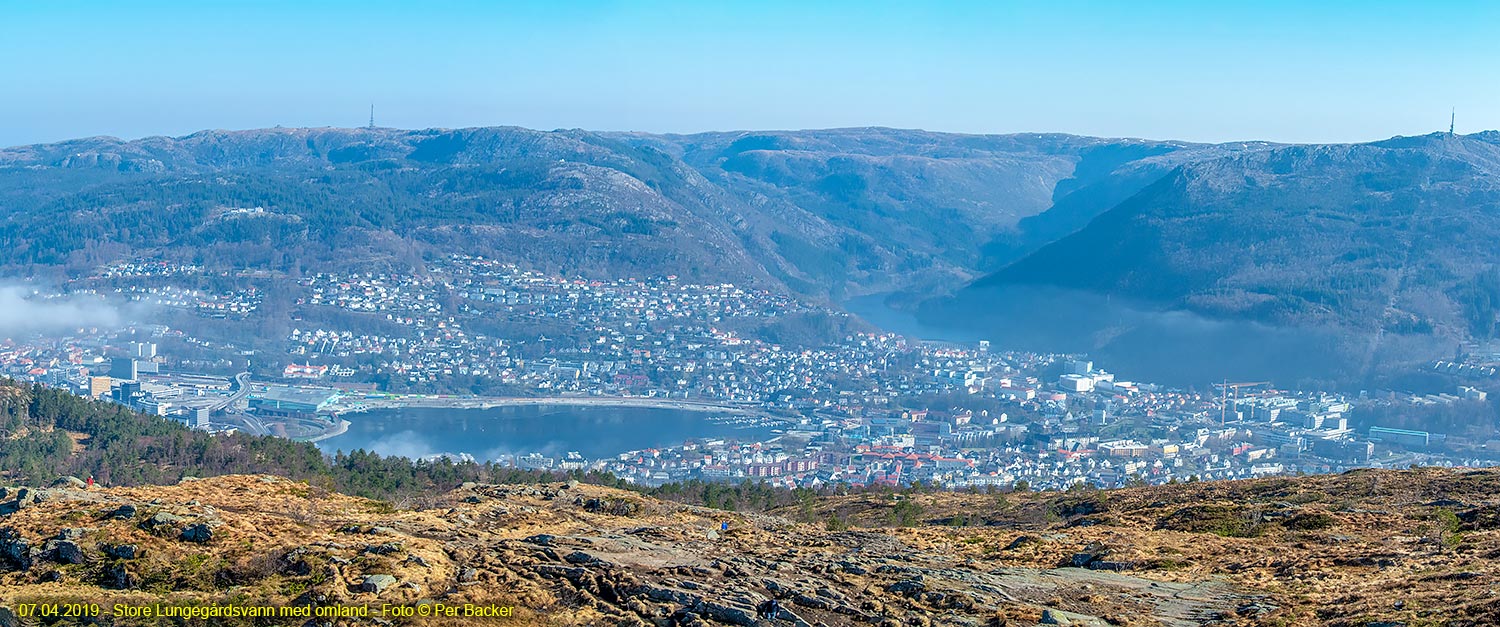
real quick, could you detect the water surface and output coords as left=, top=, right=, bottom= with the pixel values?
left=317, top=404, right=774, bottom=461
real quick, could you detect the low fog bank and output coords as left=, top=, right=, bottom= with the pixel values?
left=913, top=285, right=1449, bottom=389
left=0, top=284, right=132, bottom=337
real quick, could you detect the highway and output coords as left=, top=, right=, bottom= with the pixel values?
left=210, top=372, right=252, bottom=412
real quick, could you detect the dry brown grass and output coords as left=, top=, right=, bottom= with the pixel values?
left=3, top=469, right=1499, bottom=626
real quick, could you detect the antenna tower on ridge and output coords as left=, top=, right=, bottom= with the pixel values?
left=1450, top=108, right=1455, bottom=136
left=368, top=104, right=376, bottom=130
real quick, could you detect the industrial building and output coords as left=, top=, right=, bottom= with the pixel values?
left=248, top=385, right=340, bottom=418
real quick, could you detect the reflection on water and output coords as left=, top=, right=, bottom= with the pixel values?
left=316, top=404, right=774, bottom=461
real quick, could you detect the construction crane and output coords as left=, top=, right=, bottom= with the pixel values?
left=1215, top=381, right=1273, bottom=425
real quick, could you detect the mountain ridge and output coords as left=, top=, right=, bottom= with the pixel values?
left=7, top=125, right=1500, bottom=384
left=0, top=125, right=1256, bottom=299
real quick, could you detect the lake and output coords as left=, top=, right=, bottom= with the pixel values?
left=315, top=404, right=775, bottom=461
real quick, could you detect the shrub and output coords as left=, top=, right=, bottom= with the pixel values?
left=1284, top=512, right=1337, bottom=531
left=1157, top=504, right=1265, bottom=538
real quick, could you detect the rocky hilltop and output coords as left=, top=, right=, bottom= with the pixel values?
left=3, top=468, right=1498, bottom=626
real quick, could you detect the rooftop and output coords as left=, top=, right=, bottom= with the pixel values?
left=250, top=385, right=339, bottom=407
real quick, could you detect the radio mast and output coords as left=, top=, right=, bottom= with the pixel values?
left=368, top=104, right=376, bottom=130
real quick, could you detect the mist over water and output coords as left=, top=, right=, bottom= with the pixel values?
left=852, top=287, right=1444, bottom=388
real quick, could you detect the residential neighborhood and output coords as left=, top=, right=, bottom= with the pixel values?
left=2, top=256, right=1497, bottom=492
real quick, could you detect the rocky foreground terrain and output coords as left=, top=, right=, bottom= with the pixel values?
left=2, top=468, right=1499, bottom=626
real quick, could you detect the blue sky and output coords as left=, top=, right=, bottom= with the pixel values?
left=2, top=1, right=1497, bottom=147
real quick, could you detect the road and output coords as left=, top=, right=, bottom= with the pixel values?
left=210, top=372, right=252, bottom=412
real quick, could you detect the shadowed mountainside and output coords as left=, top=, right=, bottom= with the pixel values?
left=927, top=132, right=1500, bottom=385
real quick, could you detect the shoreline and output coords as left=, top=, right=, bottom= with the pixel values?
left=307, top=400, right=790, bottom=460
left=327, top=395, right=790, bottom=421
left=298, top=418, right=350, bottom=443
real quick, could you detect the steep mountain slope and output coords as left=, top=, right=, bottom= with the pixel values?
left=983, top=132, right=1500, bottom=330
left=0, top=127, right=777, bottom=289
left=929, top=132, right=1500, bottom=384
left=626, top=129, right=1245, bottom=294
left=0, top=127, right=1239, bottom=298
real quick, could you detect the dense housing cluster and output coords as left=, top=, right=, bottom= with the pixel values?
left=1, top=256, right=1497, bottom=490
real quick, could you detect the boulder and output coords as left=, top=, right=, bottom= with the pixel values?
left=364, top=542, right=402, bottom=555
left=1005, top=534, right=1042, bottom=551
left=1237, top=601, right=1279, bottom=618
left=563, top=550, right=603, bottom=565
left=0, top=528, right=32, bottom=570
left=8, top=488, right=43, bottom=511
left=106, top=544, right=143, bottom=560
left=52, top=540, right=86, bottom=564
left=792, top=593, right=833, bottom=610
left=103, top=563, right=136, bottom=589
left=886, top=578, right=926, bottom=595
left=110, top=504, right=138, bottom=520
left=1039, top=609, right=1072, bottom=625
left=696, top=599, right=760, bottom=626
left=1070, top=541, right=1112, bottom=568
left=180, top=524, right=213, bottom=543
left=141, top=512, right=185, bottom=532
left=838, top=560, right=869, bottom=575
left=360, top=574, right=398, bottom=593
left=637, top=583, right=702, bottom=606
left=52, top=476, right=87, bottom=490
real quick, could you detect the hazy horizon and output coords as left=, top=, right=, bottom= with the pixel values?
left=8, top=122, right=1499, bottom=153
left=4, top=1, right=1497, bottom=148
